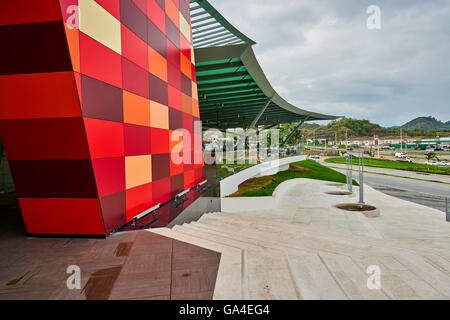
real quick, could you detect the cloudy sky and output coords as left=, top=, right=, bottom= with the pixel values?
left=208, top=0, right=450, bottom=127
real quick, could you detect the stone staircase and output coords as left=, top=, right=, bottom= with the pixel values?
left=149, top=212, right=450, bottom=300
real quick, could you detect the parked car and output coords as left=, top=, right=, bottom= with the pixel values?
left=398, top=157, right=412, bottom=163
left=309, top=155, right=320, bottom=160
left=344, top=154, right=357, bottom=158
left=426, top=160, right=438, bottom=166
left=395, top=152, right=407, bottom=158
left=347, top=147, right=353, bottom=151
left=438, top=161, right=449, bottom=166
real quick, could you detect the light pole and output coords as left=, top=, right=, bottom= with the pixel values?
left=358, top=149, right=364, bottom=204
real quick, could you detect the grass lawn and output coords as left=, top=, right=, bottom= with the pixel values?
left=325, top=157, right=450, bottom=175
left=216, top=160, right=261, bottom=180
left=229, top=159, right=357, bottom=197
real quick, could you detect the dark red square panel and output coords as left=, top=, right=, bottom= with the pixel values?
left=92, top=157, right=125, bottom=198
left=167, top=63, right=181, bottom=90
left=124, top=123, right=151, bottom=156
left=152, top=176, right=171, bottom=204
left=81, top=74, right=123, bottom=122
left=152, top=153, right=170, bottom=180
left=120, top=0, right=148, bottom=43
left=122, top=57, right=150, bottom=99
left=100, top=190, right=126, bottom=233
left=170, top=172, right=184, bottom=198
left=0, top=21, right=72, bottom=75
left=0, top=118, right=90, bottom=160
left=150, top=127, right=169, bottom=154
left=9, top=159, right=98, bottom=198
left=165, top=15, right=180, bottom=49
left=181, top=73, right=192, bottom=96
left=149, top=73, right=168, bottom=105
left=169, top=108, right=183, bottom=130
left=147, top=19, right=167, bottom=58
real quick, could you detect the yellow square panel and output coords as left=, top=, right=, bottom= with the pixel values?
left=125, top=155, right=152, bottom=189
left=79, top=0, right=121, bottom=55
left=192, top=81, right=198, bottom=100
left=150, top=100, right=169, bottom=129
left=191, top=46, right=195, bottom=64
left=179, top=12, right=191, bottom=42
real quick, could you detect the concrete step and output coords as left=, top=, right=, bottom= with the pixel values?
left=170, top=225, right=302, bottom=299
left=196, top=215, right=408, bottom=259
left=202, top=212, right=450, bottom=261
left=147, top=228, right=243, bottom=300
left=191, top=214, right=450, bottom=299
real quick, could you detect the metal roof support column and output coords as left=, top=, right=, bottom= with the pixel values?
left=280, top=120, right=305, bottom=147
left=246, top=99, right=271, bottom=134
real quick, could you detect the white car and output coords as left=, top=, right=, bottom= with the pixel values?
left=426, top=160, right=438, bottom=166
left=438, top=161, right=449, bottom=166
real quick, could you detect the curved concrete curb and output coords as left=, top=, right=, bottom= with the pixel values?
left=222, top=178, right=310, bottom=213
left=220, top=155, right=307, bottom=197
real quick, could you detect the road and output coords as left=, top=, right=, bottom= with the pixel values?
left=321, top=161, right=450, bottom=212
left=325, top=162, right=450, bottom=184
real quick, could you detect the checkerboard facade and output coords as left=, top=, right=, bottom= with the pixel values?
left=0, top=0, right=204, bottom=235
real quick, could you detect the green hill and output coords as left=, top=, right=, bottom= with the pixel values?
left=401, top=116, right=450, bottom=131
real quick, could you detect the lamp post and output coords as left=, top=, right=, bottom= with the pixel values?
left=358, top=149, right=364, bottom=204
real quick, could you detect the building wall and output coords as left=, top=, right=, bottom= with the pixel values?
left=0, top=0, right=204, bottom=235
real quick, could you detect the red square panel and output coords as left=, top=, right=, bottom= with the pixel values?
left=184, top=169, right=195, bottom=189
left=166, top=38, right=180, bottom=69
left=180, top=33, right=191, bottom=61
left=124, top=123, right=151, bottom=156
left=121, top=25, right=149, bottom=71
left=0, top=72, right=81, bottom=119
left=147, top=0, right=166, bottom=34
left=150, top=127, right=169, bottom=154
left=152, top=176, right=171, bottom=204
left=168, top=85, right=182, bottom=111
left=18, top=198, right=105, bottom=235
left=84, top=117, right=124, bottom=158
left=95, top=0, right=121, bottom=20
left=0, top=0, right=62, bottom=26
left=80, top=33, right=122, bottom=88
left=92, top=157, right=125, bottom=197
left=126, top=182, right=153, bottom=221
left=170, top=151, right=184, bottom=175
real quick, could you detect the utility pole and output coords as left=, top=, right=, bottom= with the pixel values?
left=400, top=128, right=403, bottom=153
left=345, top=131, right=348, bottom=149
left=335, top=131, right=338, bottom=146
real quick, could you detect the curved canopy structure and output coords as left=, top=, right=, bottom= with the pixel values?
left=196, top=44, right=339, bottom=129
left=191, top=0, right=338, bottom=129
left=190, top=0, right=256, bottom=48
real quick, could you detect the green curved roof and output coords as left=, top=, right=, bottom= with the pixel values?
left=191, top=0, right=339, bottom=129
left=190, top=0, right=256, bottom=48
left=196, top=44, right=339, bottom=128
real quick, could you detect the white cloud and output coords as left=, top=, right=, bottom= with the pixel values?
left=208, top=0, right=450, bottom=126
